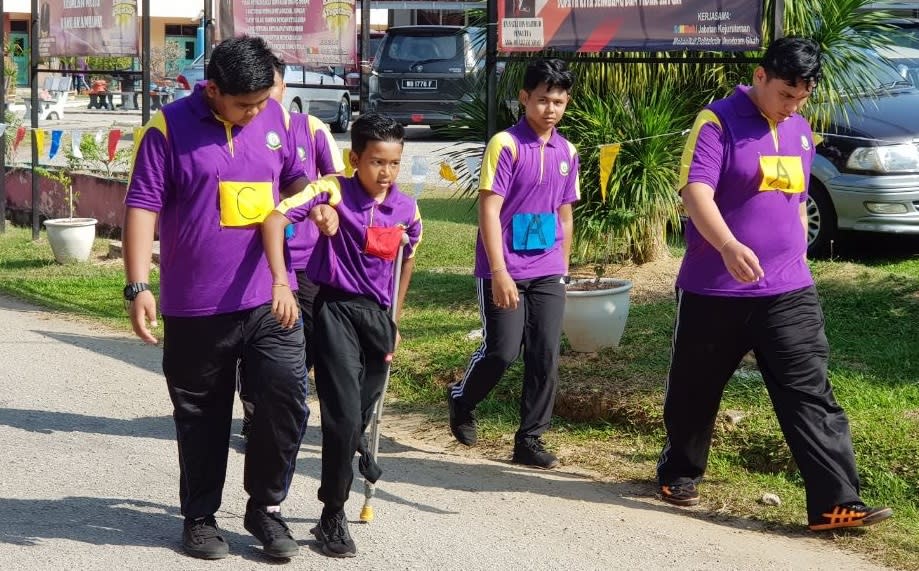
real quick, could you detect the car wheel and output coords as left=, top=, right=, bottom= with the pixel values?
left=806, top=181, right=837, bottom=258
left=331, top=98, right=350, bottom=133
left=288, top=99, right=302, bottom=114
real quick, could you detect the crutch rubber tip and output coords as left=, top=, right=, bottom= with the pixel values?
left=359, top=505, right=374, bottom=523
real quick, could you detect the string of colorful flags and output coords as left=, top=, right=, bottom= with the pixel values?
left=0, top=123, right=142, bottom=162
left=436, top=129, right=691, bottom=202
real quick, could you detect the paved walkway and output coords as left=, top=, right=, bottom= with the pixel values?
left=0, top=294, right=893, bottom=570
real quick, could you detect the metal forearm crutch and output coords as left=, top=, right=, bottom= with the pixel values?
left=359, top=232, right=410, bottom=523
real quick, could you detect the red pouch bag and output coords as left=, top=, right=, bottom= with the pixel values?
left=364, top=226, right=405, bottom=260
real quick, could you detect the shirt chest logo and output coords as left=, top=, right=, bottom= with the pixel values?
left=559, top=160, right=570, bottom=176
left=265, top=131, right=282, bottom=151
left=801, top=135, right=811, bottom=151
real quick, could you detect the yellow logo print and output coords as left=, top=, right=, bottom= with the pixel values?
left=759, top=156, right=805, bottom=194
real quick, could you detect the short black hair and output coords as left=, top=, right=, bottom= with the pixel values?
left=351, top=112, right=405, bottom=154
left=761, top=36, right=822, bottom=88
left=272, top=55, right=286, bottom=77
left=522, top=58, right=575, bottom=93
left=206, top=36, right=275, bottom=95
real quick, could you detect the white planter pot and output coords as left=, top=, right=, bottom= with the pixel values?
left=43, top=218, right=98, bottom=263
left=563, top=278, right=633, bottom=352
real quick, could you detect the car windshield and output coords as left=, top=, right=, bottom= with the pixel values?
left=381, top=33, right=464, bottom=72
left=885, top=22, right=919, bottom=49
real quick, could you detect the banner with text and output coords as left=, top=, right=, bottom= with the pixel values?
left=218, top=0, right=356, bottom=67
left=499, top=0, right=762, bottom=53
left=38, top=0, right=138, bottom=57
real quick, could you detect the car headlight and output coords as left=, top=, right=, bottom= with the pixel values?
left=847, top=144, right=919, bottom=173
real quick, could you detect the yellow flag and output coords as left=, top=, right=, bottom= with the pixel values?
left=599, top=143, right=621, bottom=201
left=812, top=133, right=824, bottom=146
left=34, top=129, right=46, bottom=156
left=342, top=147, right=354, bottom=177
left=133, top=127, right=143, bottom=145
left=439, top=161, right=458, bottom=182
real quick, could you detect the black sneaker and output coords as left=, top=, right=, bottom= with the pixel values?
left=809, top=502, right=893, bottom=531
left=659, top=482, right=700, bottom=507
left=447, top=391, right=477, bottom=446
left=182, top=515, right=229, bottom=560
left=243, top=500, right=299, bottom=559
left=512, top=437, right=559, bottom=469
left=311, top=509, right=357, bottom=558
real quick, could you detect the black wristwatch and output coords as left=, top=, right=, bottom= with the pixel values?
left=562, top=275, right=571, bottom=285
left=123, top=282, right=150, bottom=301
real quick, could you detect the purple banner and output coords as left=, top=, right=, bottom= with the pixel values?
left=38, top=0, right=138, bottom=57
left=499, top=0, right=763, bottom=52
left=218, top=0, right=357, bottom=67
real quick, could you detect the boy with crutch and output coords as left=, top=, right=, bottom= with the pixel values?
left=261, top=113, right=422, bottom=558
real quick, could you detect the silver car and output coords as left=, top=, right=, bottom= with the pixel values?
left=175, top=55, right=352, bottom=133
left=809, top=58, right=919, bottom=255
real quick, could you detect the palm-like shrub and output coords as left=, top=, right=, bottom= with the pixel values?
left=437, top=0, right=896, bottom=264
left=562, top=58, right=721, bottom=264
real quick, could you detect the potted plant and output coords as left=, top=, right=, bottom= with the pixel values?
left=35, top=166, right=98, bottom=263
left=563, top=263, right=633, bottom=352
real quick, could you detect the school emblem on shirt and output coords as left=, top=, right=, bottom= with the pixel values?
left=297, top=146, right=306, bottom=161
left=265, top=131, right=282, bottom=151
left=801, top=135, right=811, bottom=151
left=559, top=160, right=570, bottom=176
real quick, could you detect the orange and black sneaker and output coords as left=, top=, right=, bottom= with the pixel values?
left=809, top=502, right=893, bottom=531
left=660, top=482, right=700, bottom=507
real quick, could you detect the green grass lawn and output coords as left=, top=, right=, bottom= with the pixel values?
left=1, top=200, right=917, bottom=568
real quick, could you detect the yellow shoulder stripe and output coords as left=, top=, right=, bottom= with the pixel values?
left=678, top=109, right=721, bottom=189
left=276, top=175, right=342, bottom=215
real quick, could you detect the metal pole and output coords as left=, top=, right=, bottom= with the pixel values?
left=485, top=0, right=497, bottom=140
left=0, top=0, right=7, bottom=234
left=360, top=0, right=370, bottom=114
left=30, top=0, right=39, bottom=240
left=141, top=0, right=150, bottom=124
left=772, top=0, right=784, bottom=42
left=203, top=0, right=213, bottom=67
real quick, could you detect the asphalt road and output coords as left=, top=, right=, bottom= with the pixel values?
left=0, top=294, right=893, bottom=570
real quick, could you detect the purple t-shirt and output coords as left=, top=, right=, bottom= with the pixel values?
left=286, top=113, right=344, bottom=270
left=677, top=85, right=816, bottom=297
left=275, top=175, right=423, bottom=308
left=126, top=82, right=305, bottom=317
left=474, top=119, right=580, bottom=280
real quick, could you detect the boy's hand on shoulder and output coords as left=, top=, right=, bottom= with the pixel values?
left=271, top=284, right=300, bottom=329
left=309, top=204, right=339, bottom=236
left=492, top=272, right=520, bottom=310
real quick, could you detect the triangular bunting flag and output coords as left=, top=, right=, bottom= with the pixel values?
left=599, top=143, right=621, bottom=201
left=49, top=130, right=63, bottom=159
left=13, top=126, right=26, bottom=151
left=439, top=162, right=458, bottom=182
left=108, top=130, right=122, bottom=161
left=94, top=129, right=105, bottom=146
left=0, top=123, right=7, bottom=137
left=342, top=147, right=354, bottom=177
left=133, top=127, right=143, bottom=145
left=33, top=129, right=46, bottom=158
left=71, top=131, right=83, bottom=159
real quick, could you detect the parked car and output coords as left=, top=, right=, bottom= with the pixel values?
left=368, top=25, right=485, bottom=127
left=174, top=54, right=352, bottom=133
left=808, top=56, right=919, bottom=255
left=346, top=30, right=386, bottom=108
left=875, top=18, right=919, bottom=86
